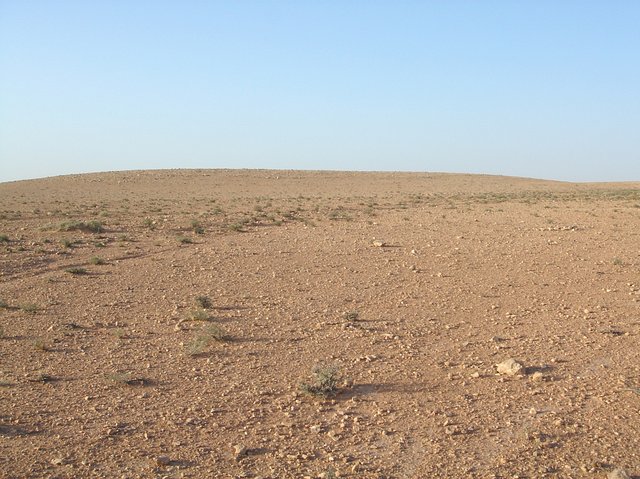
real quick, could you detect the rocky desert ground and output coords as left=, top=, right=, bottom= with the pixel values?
left=1, top=169, right=639, bottom=479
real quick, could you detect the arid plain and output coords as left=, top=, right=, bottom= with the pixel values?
left=1, top=170, right=639, bottom=478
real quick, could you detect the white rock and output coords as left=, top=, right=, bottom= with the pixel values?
left=496, top=358, right=524, bottom=376
left=608, top=468, right=631, bottom=479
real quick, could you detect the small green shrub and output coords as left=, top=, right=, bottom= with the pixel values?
left=33, top=338, right=50, bottom=351
left=300, top=364, right=341, bottom=398
left=178, top=236, right=193, bottom=244
left=143, top=217, right=155, bottom=229
left=191, top=219, right=204, bottom=234
left=66, top=267, right=88, bottom=275
left=0, top=234, right=9, bottom=243
left=227, top=223, right=244, bottom=232
left=20, top=303, right=38, bottom=314
left=112, top=328, right=127, bottom=339
left=186, top=324, right=229, bottom=356
left=89, top=256, right=105, bottom=265
left=59, top=220, right=104, bottom=233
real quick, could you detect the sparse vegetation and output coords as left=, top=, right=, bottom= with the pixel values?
left=178, top=236, right=193, bottom=244
left=61, top=238, right=74, bottom=248
left=327, top=208, right=351, bottom=221
left=66, top=267, right=88, bottom=275
left=33, top=338, right=50, bottom=351
left=106, top=372, right=132, bottom=385
left=112, top=328, right=127, bottom=339
left=300, top=364, right=341, bottom=398
left=89, top=256, right=105, bottom=265
left=227, top=222, right=244, bottom=232
left=186, top=324, right=229, bottom=356
left=0, top=234, right=10, bottom=243
left=195, top=295, right=212, bottom=309
left=58, top=220, right=104, bottom=233
left=106, top=371, right=149, bottom=386
left=344, top=310, right=359, bottom=322
left=20, top=303, right=38, bottom=314
left=322, top=468, right=337, bottom=479
left=191, top=219, right=205, bottom=234
left=613, top=257, right=623, bottom=266
left=143, top=217, right=155, bottom=229
left=0, top=299, right=9, bottom=309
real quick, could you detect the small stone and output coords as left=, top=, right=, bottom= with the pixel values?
left=496, top=358, right=524, bottom=376
left=608, top=468, right=631, bottom=479
left=156, top=455, right=171, bottom=466
left=50, top=458, right=65, bottom=466
left=233, top=444, right=247, bottom=461
left=531, top=371, right=544, bottom=381
left=309, top=425, right=321, bottom=433
left=470, top=372, right=480, bottom=378
left=372, top=240, right=385, bottom=247
left=444, top=425, right=459, bottom=435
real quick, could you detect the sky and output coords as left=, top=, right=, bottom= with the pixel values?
left=1, top=1, right=639, bottom=183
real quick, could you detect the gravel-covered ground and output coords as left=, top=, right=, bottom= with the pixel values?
left=1, top=169, right=639, bottom=478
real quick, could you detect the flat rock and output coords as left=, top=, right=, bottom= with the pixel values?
left=608, top=468, right=631, bottom=479
left=496, top=358, right=524, bottom=376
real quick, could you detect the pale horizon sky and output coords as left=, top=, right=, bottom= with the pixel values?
left=1, top=1, right=639, bottom=184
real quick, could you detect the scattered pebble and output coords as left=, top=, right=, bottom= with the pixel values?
left=155, top=455, right=171, bottom=466
left=372, top=240, right=385, bottom=247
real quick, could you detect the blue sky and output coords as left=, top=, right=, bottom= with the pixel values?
left=1, top=1, right=639, bottom=183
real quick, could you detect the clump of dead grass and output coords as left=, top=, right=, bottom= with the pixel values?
left=186, top=324, right=229, bottom=356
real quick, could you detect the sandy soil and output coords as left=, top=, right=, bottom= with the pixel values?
left=1, top=169, right=639, bottom=479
